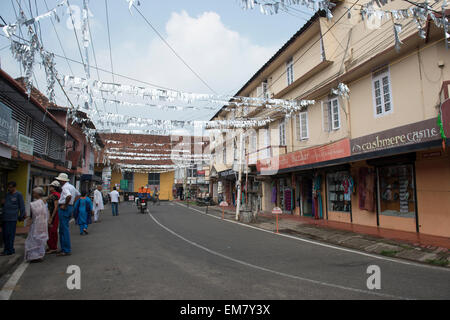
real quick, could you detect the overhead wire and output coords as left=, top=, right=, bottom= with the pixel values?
left=104, top=0, right=119, bottom=113
left=131, top=3, right=217, bottom=95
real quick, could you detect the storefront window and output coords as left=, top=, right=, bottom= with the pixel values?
left=327, top=171, right=352, bottom=213
left=378, top=164, right=415, bottom=218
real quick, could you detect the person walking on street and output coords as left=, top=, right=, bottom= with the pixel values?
left=24, top=188, right=49, bottom=263
left=73, top=191, right=93, bottom=235
left=46, top=181, right=60, bottom=254
left=93, top=184, right=104, bottom=223
left=56, top=173, right=80, bottom=256
left=1, top=181, right=26, bottom=256
left=110, top=187, right=120, bottom=216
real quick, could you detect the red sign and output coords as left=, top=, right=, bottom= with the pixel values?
left=219, top=201, right=228, bottom=207
left=272, top=207, right=282, bottom=215
left=257, top=139, right=351, bottom=174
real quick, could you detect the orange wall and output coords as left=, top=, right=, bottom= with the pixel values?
left=415, top=149, right=450, bottom=237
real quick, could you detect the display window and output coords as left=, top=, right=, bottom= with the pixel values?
left=377, top=164, right=416, bottom=218
left=326, top=171, right=352, bottom=213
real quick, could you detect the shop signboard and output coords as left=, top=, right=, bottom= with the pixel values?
left=18, top=134, right=34, bottom=155
left=350, top=118, right=441, bottom=156
left=120, top=179, right=128, bottom=191
left=0, top=102, right=12, bottom=144
left=257, top=139, right=351, bottom=174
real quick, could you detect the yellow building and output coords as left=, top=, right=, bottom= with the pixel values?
left=110, top=169, right=174, bottom=201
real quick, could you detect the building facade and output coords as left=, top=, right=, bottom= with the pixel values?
left=209, top=2, right=450, bottom=238
left=0, top=70, right=73, bottom=218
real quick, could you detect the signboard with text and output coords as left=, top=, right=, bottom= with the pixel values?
left=0, top=102, right=12, bottom=144
left=257, top=139, right=351, bottom=174
left=350, top=118, right=441, bottom=155
left=18, top=134, right=34, bottom=155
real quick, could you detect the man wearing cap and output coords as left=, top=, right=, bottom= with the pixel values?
left=93, top=184, right=104, bottom=222
left=55, top=173, right=80, bottom=256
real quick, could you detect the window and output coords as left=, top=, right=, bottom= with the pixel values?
left=322, top=98, right=340, bottom=132
left=222, top=143, right=226, bottom=164
left=257, top=79, right=269, bottom=99
left=327, top=171, right=352, bottom=213
left=264, top=128, right=271, bottom=158
left=148, top=173, right=160, bottom=186
left=279, top=120, right=286, bottom=146
left=372, top=68, right=393, bottom=116
left=251, top=132, right=257, bottom=152
left=296, top=112, right=309, bottom=140
left=378, top=165, right=415, bottom=218
left=286, top=57, right=294, bottom=86
left=24, top=116, right=32, bottom=137
left=44, top=129, right=51, bottom=155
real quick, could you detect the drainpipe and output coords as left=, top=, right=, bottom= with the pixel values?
left=235, top=131, right=244, bottom=221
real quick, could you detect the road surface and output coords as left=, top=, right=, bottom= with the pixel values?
left=3, top=202, right=450, bottom=300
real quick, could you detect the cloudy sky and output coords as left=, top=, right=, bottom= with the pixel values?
left=0, top=0, right=313, bottom=130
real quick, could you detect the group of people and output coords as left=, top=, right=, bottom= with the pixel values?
left=1, top=173, right=121, bottom=263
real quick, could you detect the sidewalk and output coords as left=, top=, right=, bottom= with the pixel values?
left=188, top=203, right=450, bottom=268
left=0, top=235, right=26, bottom=283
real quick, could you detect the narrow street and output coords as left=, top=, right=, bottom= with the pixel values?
left=5, top=202, right=450, bottom=300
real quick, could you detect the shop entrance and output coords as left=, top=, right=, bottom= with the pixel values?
left=299, top=177, right=313, bottom=217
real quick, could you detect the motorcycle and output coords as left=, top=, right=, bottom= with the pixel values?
left=137, top=197, right=147, bottom=214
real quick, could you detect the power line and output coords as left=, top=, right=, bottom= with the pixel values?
left=104, top=0, right=119, bottom=113
left=260, top=0, right=362, bottom=99
left=43, top=0, right=74, bottom=74
left=66, top=0, right=100, bottom=115
left=87, top=3, right=107, bottom=112
left=0, top=31, right=185, bottom=93
left=131, top=3, right=217, bottom=94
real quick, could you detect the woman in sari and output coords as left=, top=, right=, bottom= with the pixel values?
left=74, top=191, right=93, bottom=235
left=46, top=181, right=60, bottom=254
left=25, top=187, right=49, bottom=263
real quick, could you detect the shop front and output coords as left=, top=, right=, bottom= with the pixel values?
left=348, top=117, right=450, bottom=237
left=258, top=139, right=351, bottom=217
left=218, top=169, right=237, bottom=206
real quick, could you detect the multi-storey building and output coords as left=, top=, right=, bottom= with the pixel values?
left=209, top=2, right=450, bottom=238
left=0, top=69, right=73, bottom=214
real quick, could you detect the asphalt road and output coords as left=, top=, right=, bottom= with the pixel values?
left=5, top=202, right=450, bottom=300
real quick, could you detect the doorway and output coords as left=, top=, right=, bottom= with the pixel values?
left=299, top=176, right=313, bottom=217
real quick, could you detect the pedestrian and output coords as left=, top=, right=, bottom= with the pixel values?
left=1, top=181, right=26, bottom=256
left=46, top=181, right=60, bottom=254
left=93, top=184, right=104, bottom=223
left=24, top=187, right=49, bottom=263
left=55, top=173, right=80, bottom=256
left=110, top=187, right=120, bottom=216
left=73, top=191, right=93, bottom=235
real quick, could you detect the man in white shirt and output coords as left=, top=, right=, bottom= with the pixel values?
left=109, top=187, right=120, bottom=216
left=55, top=173, right=80, bottom=256
left=93, top=184, right=104, bottom=222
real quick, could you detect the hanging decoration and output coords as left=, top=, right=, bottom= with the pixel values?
left=2, top=0, right=66, bottom=37
left=238, top=0, right=449, bottom=51
left=10, top=31, right=39, bottom=95
left=331, top=82, right=350, bottom=99
left=62, top=75, right=315, bottom=112
left=239, top=0, right=335, bottom=20
left=126, top=0, right=141, bottom=13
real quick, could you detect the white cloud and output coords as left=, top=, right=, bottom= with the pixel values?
left=128, top=11, right=277, bottom=94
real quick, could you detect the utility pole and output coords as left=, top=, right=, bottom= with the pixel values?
left=235, top=131, right=244, bottom=221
